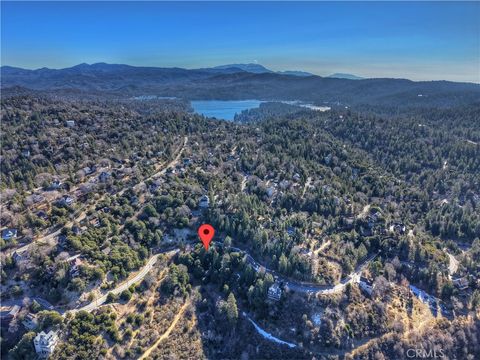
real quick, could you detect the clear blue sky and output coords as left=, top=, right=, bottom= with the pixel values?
left=2, top=1, right=479, bottom=82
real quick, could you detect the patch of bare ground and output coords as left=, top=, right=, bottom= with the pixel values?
left=346, top=290, right=437, bottom=358
left=143, top=300, right=206, bottom=359
left=114, top=293, right=191, bottom=359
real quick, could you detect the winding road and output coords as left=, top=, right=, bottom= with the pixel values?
left=61, top=243, right=375, bottom=315
left=73, top=249, right=178, bottom=313
left=229, top=246, right=377, bottom=294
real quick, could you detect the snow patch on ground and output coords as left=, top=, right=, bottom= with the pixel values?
left=243, top=312, right=297, bottom=348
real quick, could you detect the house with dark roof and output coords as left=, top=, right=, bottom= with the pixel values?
left=0, top=305, right=20, bottom=327
left=453, top=277, right=469, bottom=291
left=99, top=171, right=112, bottom=182
left=36, top=210, right=49, bottom=220
left=1, top=228, right=18, bottom=241
left=58, top=195, right=74, bottom=207
left=49, top=179, right=62, bottom=190
left=199, top=195, right=210, bottom=209
left=22, top=313, right=39, bottom=330
left=12, top=251, right=23, bottom=263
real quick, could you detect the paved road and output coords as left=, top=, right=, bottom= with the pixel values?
left=74, top=249, right=178, bottom=313
left=229, top=246, right=377, bottom=294
left=8, top=241, right=375, bottom=317
left=75, top=240, right=375, bottom=315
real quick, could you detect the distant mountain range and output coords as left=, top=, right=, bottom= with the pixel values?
left=2, top=62, right=479, bottom=108
left=208, top=64, right=364, bottom=79
left=327, top=73, right=364, bottom=80
left=209, top=63, right=314, bottom=77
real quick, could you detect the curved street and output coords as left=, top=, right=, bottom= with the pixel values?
left=230, top=246, right=377, bottom=294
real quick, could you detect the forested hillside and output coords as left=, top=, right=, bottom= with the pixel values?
left=1, top=93, right=479, bottom=360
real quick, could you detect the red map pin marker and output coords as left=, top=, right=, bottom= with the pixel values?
left=198, top=224, right=214, bottom=250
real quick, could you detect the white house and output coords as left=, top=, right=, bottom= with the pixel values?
left=267, top=283, right=282, bottom=301
left=34, top=330, right=59, bottom=358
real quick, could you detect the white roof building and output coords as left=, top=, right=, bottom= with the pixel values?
left=34, top=330, right=59, bottom=358
left=268, top=283, right=282, bottom=301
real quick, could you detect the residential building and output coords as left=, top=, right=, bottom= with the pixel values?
left=199, top=195, right=210, bottom=209
left=0, top=305, right=20, bottom=327
left=359, top=276, right=374, bottom=297
left=279, top=180, right=290, bottom=190
left=453, top=277, right=469, bottom=291
left=343, top=217, right=355, bottom=230
left=57, top=234, right=68, bottom=247
left=130, top=196, right=139, bottom=206
left=12, top=251, right=23, bottom=263
left=58, top=195, right=74, bottom=207
left=72, top=226, right=82, bottom=235
left=1, top=228, right=18, bottom=241
left=36, top=210, right=49, bottom=220
left=88, top=217, right=100, bottom=228
left=267, top=283, right=282, bottom=301
left=266, top=187, right=275, bottom=198
left=69, top=257, right=83, bottom=277
left=82, top=166, right=95, bottom=175
left=99, top=171, right=111, bottom=182
left=389, top=222, right=406, bottom=235
left=34, top=330, right=59, bottom=358
left=22, top=313, right=39, bottom=330
left=66, top=120, right=75, bottom=127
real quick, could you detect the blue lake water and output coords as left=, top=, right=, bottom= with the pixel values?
left=191, top=100, right=263, bottom=120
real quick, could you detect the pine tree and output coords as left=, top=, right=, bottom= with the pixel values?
left=226, top=292, right=238, bottom=327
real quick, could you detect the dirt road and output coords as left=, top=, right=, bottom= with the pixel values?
left=138, top=300, right=190, bottom=360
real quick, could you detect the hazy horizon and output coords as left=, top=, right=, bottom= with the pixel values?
left=2, top=60, right=480, bottom=85
left=2, top=1, right=479, bottom=83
